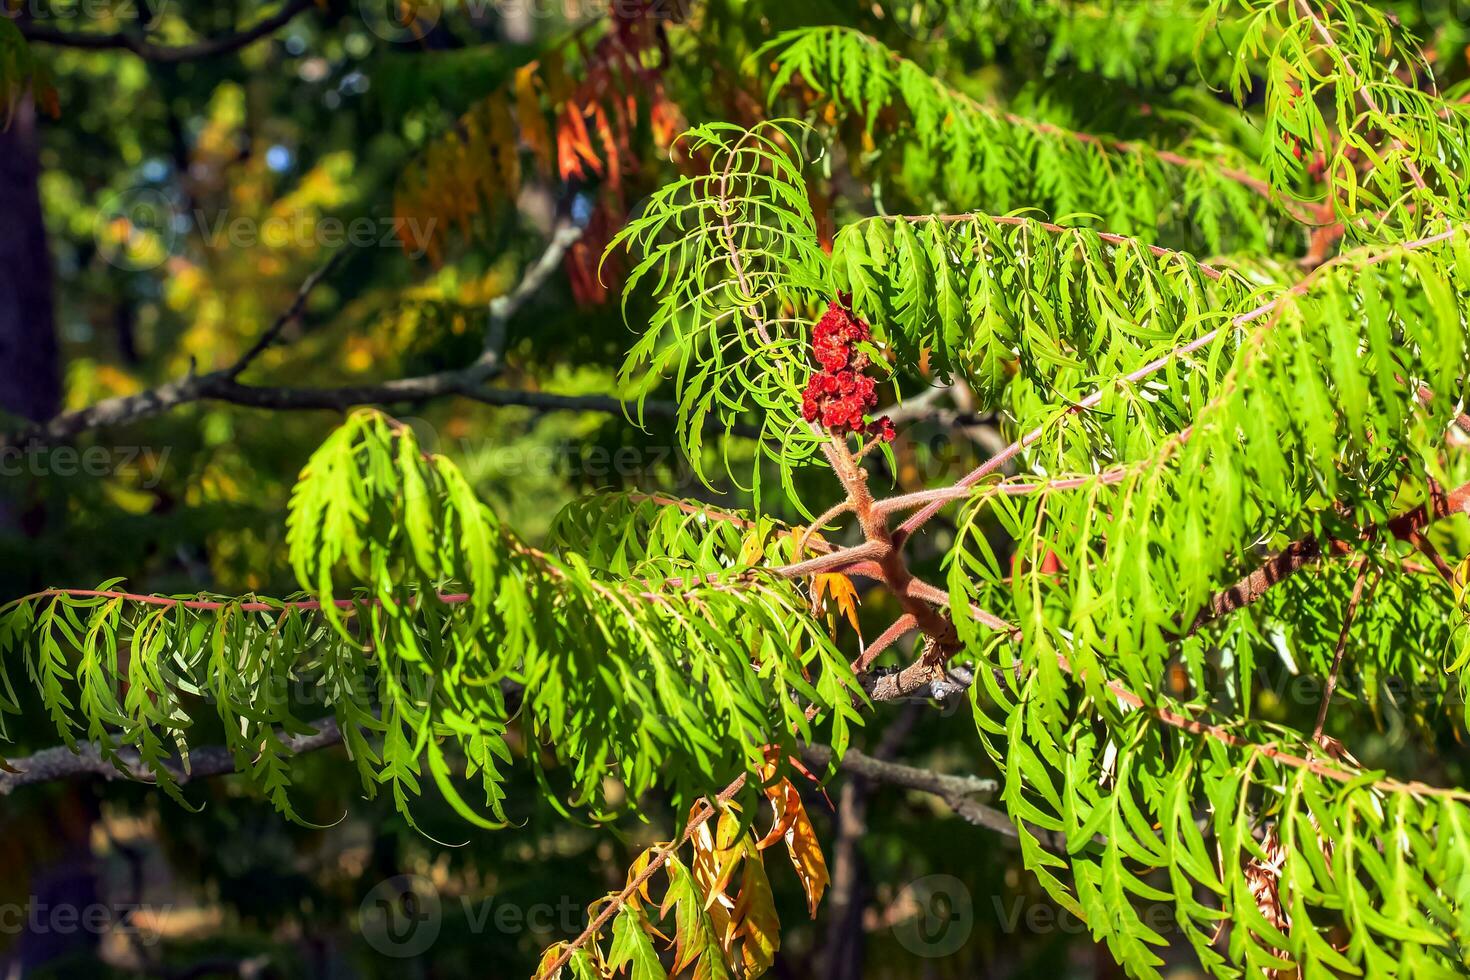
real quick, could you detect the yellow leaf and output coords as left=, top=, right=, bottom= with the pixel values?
left=690, top=807, right=745, bottom=916
left=515, top=63, right=554, bottom=175
left=1454, top=555, right=1470, bottom=603
left=624, top=845, right=666, bottom=913
left=737, top=529, right=766, bottom=567
left=730, top=842, right=780, bottom=978
left=535, top=943, right=569, bottom=980
left=812, top=573, right=862, bottom=635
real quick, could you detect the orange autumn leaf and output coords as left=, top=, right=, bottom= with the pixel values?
left=785, top=526, right=861, bottom=635
left=756, top=777, right=798, bottom=851
left=556, top=118, right=588, bottom=182
left=556, top=103, right=603, bottom=181
left=812, top=572, right=861, bottom=635
left=588, top=101, right=622, bottom=191
left=514, top=63, right=554, bottom=174
left=786, top=807, right=829, bottom=918
left=756, top=778, right=829, bottom=918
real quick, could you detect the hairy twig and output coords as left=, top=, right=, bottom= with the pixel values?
left=853, top=613, right=918, bottom=675
left=1190, top=481, right=1470, bottom=633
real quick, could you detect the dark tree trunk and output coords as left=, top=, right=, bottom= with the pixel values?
left=0, top=96, right=60, bottom=423
left=0, top=99, right=97, bottom=979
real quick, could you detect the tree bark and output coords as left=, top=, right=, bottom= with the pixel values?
left=0, top=96, right=60, bottom=423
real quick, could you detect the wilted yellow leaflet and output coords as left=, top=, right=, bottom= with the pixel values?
left=756, top=777, right=830, bottom=917
left=737, top=529, right=766, bottom=567
left=536, top=943, right=570, bottom=980
left=729, top=840, right=780, bottom=978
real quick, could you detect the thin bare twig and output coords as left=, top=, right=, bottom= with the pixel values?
left=18, top=0, right=316, bottom=63
left=800, top=744, right=1015, bottom=841
left=1312, top=561, right=1378, bottom=743
left=226, top=249, right=349, bottom=380
left=5, top=227, right=586, bottom=448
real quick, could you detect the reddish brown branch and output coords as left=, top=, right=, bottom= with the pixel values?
left=772, top=541, right=888, bottom=580
left=1190, top=481, right=1470, bottom=633
left=854, top=614, right=918, bottom=674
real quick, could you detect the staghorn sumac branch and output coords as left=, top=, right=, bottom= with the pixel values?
left=891, top=222, right=1470, bottom=540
